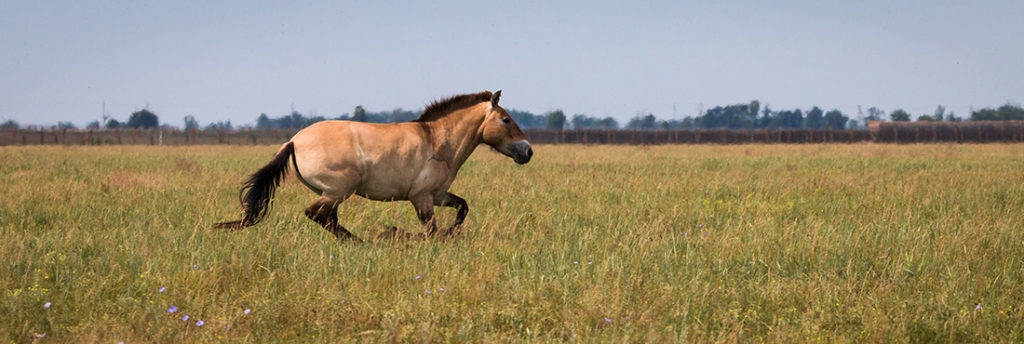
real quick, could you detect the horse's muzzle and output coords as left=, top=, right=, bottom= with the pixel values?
left=511, top=141, right=533, bottom=165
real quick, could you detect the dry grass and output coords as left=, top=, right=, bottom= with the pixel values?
left=1, top=144, right=1023, bottom=342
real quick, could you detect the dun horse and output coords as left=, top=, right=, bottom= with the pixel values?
left=214, top=90, right=532, bottom=240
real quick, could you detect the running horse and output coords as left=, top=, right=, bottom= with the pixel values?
left=214, top=90, right=532, bottom=240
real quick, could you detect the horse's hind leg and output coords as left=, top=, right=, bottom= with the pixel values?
left=435, top=192, right=469, bottom=236
left=305, top=196, right=359, bottom=241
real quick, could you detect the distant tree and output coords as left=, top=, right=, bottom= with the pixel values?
left=890, top=109, right=911, bottom=122
left=127, top=109, right=159, bottom=129
left=184, top=115, right=199, bottom=130
left=933, top=105, right=946, bottom=121
left=946, top=111, right=962, bottom=122
left=698, top=104, right=754, bottom=128
left=759, top=105, right=773, bottom=128
left=570, top=114, right=588, bottom=129
left=545, top=110, right=566, bottom=130
left=507, top=109, right=545, bottom=129
left=749, top=100, right=760, bottom=123
left=805, top=106, right=825, bottom=129
left=773, top=109, right=804, bottom=129
left=866, top=107, right=885, bottom=121
left=386, top=108, right=418, bottom=122
left=351, top=106, right=368, bottom=122
left=57, top=121, right=77, bottom=129
left=86, top=121, right=101, bottom=129
left=1, top=119, right=17, bottom=130
left=917, top=115, right=936, bottom=122
left=971, top=103, right=1024, bottom=121
left=256, top=113, right=272, bottom=129
left=626, top=114, right=657, bottom=130
left=824, top=109, right=848, bottom=129
left=599, top=117, right=619, bottom=129
left=105, top=119, right=122, bottom=129
left=206, top=120, right=232, bottom=130
left=570, top=114, right=619, bottom=129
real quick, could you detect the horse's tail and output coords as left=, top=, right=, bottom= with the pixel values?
left=214, top=142, right=296, bottom=230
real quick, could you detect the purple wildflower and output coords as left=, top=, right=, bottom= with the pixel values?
left=182, top=315, right=190, bottom=321
left=604, top=318, right=612, bottom=323
left=439, top=288, right=445, bottom=292
left=196, top=320, right=204, bottom=327
left=43, top=302, right=51, bottom=308
left=158, top=286, right=165, bottom=293
left=192, top=265, right=199, bottom=270
left=33, top=333, right=46, bottom=338
left=975, top=304, right=982, bottom=310
left=167, top=306, right=177, bottom=313
left=244, top=308, right=251, bottom=315
left=697, top=224, right=702, bottom=228
left=426, top=290, right=432, bottom=294
left=415, top=275, right=421, bottom=280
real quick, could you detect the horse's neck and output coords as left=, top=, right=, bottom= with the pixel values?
left=427, top=108, right=485, bottom=170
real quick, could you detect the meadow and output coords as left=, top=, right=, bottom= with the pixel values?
left=2, top=143, right=1023, bottom=342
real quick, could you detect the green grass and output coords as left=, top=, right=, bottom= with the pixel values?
left=2, top=144, right=1023, bottom=342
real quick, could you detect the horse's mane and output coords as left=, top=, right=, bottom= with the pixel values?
left=412, top=91, right=493, bottom=122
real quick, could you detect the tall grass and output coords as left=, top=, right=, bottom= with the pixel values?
left=1, top=144, right=1022, bottom=342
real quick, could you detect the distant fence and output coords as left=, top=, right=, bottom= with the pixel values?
left=2, top=121, right=1023, bottom=146
left=0, top=128, right=299, bottom=146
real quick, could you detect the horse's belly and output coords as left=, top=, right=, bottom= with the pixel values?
left=353, top=175, right=411, bottom=201
left=353, top=161, right=449, bottom=201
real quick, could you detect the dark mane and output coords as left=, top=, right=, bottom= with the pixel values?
left=412, top=91, right=493, bottom=122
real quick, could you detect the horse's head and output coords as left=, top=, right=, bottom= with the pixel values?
left=480, top=90, right=532, bottom=165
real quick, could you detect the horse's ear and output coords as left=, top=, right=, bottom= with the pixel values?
left=490, top=90, right=502, bottom=107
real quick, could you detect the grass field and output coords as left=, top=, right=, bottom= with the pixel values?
left=2, top=144, right=1023, bottom=342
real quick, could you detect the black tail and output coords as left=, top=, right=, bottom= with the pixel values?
left=214, top=142, right=295, bottom=230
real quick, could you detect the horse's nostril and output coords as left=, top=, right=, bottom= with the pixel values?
left=527, top=148, right=533, bottom=157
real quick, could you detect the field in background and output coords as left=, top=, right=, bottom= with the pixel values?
left=2, top=144, right=1023, bottom=342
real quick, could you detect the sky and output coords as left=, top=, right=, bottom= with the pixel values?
left=2, top=1, right=1022, bottom=127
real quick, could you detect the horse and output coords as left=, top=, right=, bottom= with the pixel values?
left=214, top=90, right=532, bottom=241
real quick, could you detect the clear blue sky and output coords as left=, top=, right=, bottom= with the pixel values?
left=2, top=1, right=1022, bottom=127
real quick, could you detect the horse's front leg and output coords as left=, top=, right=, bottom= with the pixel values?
left=410, top=195, right=440, bottom=235
left=435, top=192, right=468, bottom=236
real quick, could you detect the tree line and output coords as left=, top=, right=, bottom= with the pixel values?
left=4, top=102, right=1023, bottom=131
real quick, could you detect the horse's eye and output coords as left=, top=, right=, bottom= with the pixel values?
left=501, top=117, right=511, bottom=124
